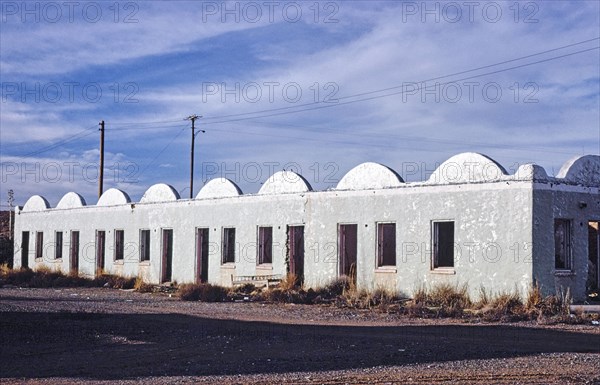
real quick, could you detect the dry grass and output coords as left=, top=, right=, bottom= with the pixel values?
left=0, top=265, right=137, bottom=289
left=408, top=283, right=471, bottom=317
left=133, top=277, right=154, bottom=293
left=178, top=283, right=229, bottom=302
left=2, top=265, right=590, bottom=324
left=340, top=286, right=403, bottom=311
left=478, top=291, right=525, bottom=322
left=0, top=263, right=12, bottom=275
left=525, top=285, right=574, bottom=323
left=278, top=273, right=300, bottom=291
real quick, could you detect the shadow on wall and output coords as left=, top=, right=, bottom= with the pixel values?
left=1, top=311, right=599, bottom=379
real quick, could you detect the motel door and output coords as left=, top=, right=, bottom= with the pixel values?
left=339, top=224, right=358, bottom=286
left=287, top=226, right=305, bottom=284
left=96, top=231, right=106, bottom=276
left=196, top=228, right=209, bottom=283
left=70, top=231, right=79, bottom=274
left=161, top=229, right=173, bottom=283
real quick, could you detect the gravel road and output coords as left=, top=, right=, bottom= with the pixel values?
left=1, top=287, right=599, bottom=384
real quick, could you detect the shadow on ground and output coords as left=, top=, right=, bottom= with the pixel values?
left=1, top=311, right=599, bottom=380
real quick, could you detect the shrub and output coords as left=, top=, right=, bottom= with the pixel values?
left=407, top=283, right=471, bottom=317
left=232, top=283, right=257, bottom=295
left=428, top=283, right=471, bottom=317
left=481, top=291, right=525, bottom=322
left=318, top=276, right=351, bottom=298
left=178, top=283, right=229, bottom=302
left=134, top=277, right=154, bottom=293
left=1, top=267, right=34, bottom=286
left=94, top=274, right=136, bottom=289
left=279, top=273, right=300, bottom=291
left=0, top=266, right=139, bottom=289
left=339, top=286, right=402, bottom=310
left=523, top=284, right=573, bottom=322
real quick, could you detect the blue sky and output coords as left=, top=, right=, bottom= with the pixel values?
left=1, top=0, right=599, bottom=206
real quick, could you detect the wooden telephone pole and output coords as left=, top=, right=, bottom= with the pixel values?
left=186, top=115, right=203, bottom=199
left=98, top=120, right=105, bottom=199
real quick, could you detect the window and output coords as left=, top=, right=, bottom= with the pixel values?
left=114, top=230, right=124, bottom=261
left=35, top=231, right=44, bottom=260
left=258, top=226, right=273, bottom=265
left=554, top=219, right=572, bottom=270
left=55, top=231, right=63, bottom=259
left=222, top=228, right=236, bottom=264
left=377, top=223, right=396, bottom=267
left=433, top=221, right=455, bottom=269
left=140, top=229, right=151, bottom=262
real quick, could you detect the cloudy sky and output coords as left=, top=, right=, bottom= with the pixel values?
left=1, top=0, right=599, bottom=206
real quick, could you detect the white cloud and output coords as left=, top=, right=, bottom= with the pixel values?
left=1, top=1, right=598, bottom=204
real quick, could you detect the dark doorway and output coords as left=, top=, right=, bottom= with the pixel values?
left=196, top=228, right=209, bottom=283
left=588, top=221, right=599, bottom=291
left=21, top=231, right=29, bottom=268
left=161, top=229, right=173, bottom=283
left=287, top=225, right=304, bottom=284
left=339, top=224, right=357, bottom=285
left=96, top=231, right=105, bottom=276
left=70, top=231, right=79, bottom=275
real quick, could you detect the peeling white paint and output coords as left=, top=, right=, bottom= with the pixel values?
left=13, top=153, right=600, bottom=301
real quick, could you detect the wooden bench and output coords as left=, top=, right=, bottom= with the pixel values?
left=231, top=274, right=284, bottom=288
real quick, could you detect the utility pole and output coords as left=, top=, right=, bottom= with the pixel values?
left=98, top=120, right=105, bottom=199
left=7, top=190, right=14, bottom=241
left=185, top=115, right=203, bottom=199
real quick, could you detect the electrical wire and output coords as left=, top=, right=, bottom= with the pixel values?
left=101, top=37, right=600, bottom=128
left=132, top=126, right=188, bottom=180
left=4, top=126, right=98, bottom=161
left=222, top=119, right=577, bottom=156
left=200, top=38, right=600, bottom=121
left=201, top=46, right=600, bottom=126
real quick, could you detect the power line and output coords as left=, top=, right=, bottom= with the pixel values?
left=199, top=37, right=600, bottom=122
left=91, top=37, right=600, bottom=129
left=105, top=119, right=183, bottom=126
left=200, top=46, right=600, bottom=126
left=207, top=120, right=577, bottom=156
left=132, top=125, right=188, bottom=180
left=4, top=126, right=98, bottom=160
left=108, top=123, right=191, bottom=131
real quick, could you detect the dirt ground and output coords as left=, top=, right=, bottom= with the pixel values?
left=1, top=287, right=599, bottom=384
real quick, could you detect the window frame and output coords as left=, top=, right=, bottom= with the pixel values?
left=432, top=220, right=455, bottom=270
left=54, top=231, right=63, bottom=260
left=114, top=229, right=125, bottom=261
left=554, top=218, right=573, bottom=271
left=376, top=222, right=396, bottom=268
left=139, top=229, right=151, bottom=262
left=35, top=231, right=44, bottom=260
left=222, top=227, right=236, bottom=264
left=257, top=226, right=273, bottom=265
